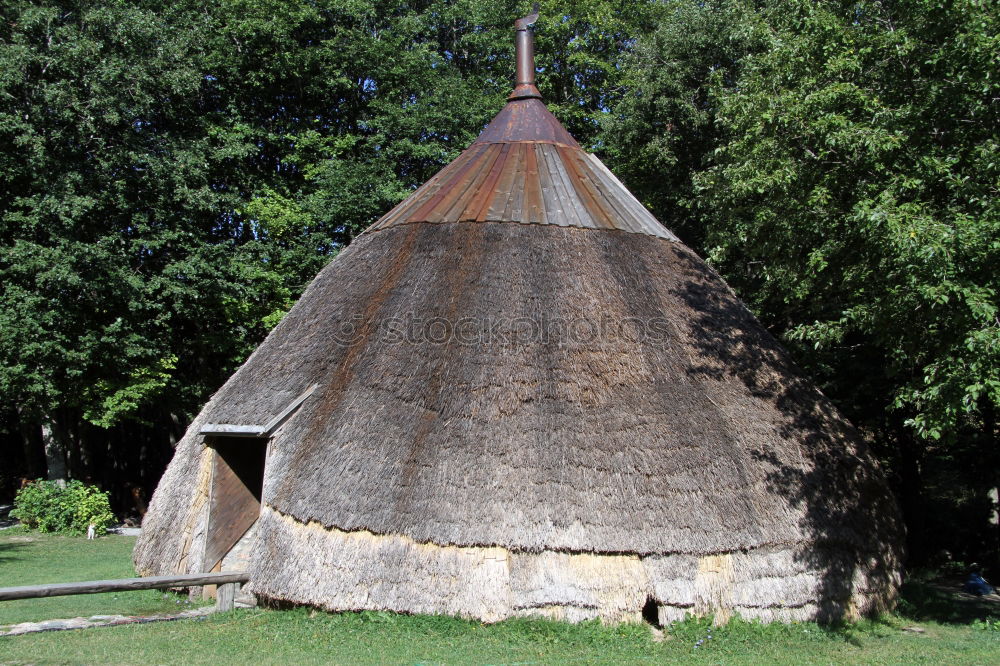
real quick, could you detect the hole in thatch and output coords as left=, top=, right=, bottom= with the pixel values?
left=641, top=595, right=661, bottom=628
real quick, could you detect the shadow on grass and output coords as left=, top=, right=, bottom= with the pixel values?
left=0, top=539, right=29, bottom=565
left=897, top=572, right=1000, bottom=624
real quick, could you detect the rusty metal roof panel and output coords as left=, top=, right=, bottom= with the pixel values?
left=582, top=152, right=677, bottom=240
left=368, top=142, right=677, bottom=240
left=472, top=98, right=580, bottom=148
left=363, top=13, right=678, bottom=242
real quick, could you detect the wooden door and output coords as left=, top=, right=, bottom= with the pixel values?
left=204, top=437, right=267, bottom=571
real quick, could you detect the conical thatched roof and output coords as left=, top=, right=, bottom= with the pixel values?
left=135, top=15, right=901, bottom=625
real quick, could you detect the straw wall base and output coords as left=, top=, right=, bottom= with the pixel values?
left=247, top=506, right=897, bottom=625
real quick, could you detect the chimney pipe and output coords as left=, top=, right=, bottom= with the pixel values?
left=510, top=6, right=542, bottom=100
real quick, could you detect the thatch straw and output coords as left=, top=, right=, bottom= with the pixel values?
left=135, top=219, right=901, bottom=623
left=135, top=52, right=901, bottom=621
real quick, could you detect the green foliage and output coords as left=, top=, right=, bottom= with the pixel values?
left=0, top=0, right=279, bottom=428
left=83, top=356, right=177, bottom=429
left=0, top=0, right=661, bottom=447
left=973, top=618, right=1000, bottom=632
left=697, top=0, right=999, bottom=447
left=611, top=0, right=999, bottom=446
left=11, top=480, right=116, bottom=535
left=10, top=481, right=66, bottom=532
left=605, top=0, right=999, bottom=561
left=601, top=0, right=768, bottom=245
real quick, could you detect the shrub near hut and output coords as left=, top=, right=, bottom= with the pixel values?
left=11, top=480, right=115, bottom=536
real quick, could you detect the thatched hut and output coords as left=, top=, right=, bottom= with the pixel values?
left=134, top=13, right=901, bottom=625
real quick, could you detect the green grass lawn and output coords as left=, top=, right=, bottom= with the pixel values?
left=1, top=530, right=999, bottom=665
left=0, top=529, right=208, bottom=626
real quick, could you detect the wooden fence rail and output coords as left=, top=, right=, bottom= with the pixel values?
left=0, top=571, right=249, bottom=611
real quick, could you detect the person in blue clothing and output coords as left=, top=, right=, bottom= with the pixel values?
left=963, top=564, right=996, bottom=596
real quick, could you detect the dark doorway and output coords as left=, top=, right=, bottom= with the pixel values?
left=204, top=436, right=267, bottom=571
left=641, top=596, right=662, bottom=628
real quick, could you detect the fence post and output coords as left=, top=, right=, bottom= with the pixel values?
left=216, top=582, right=238, bottom=611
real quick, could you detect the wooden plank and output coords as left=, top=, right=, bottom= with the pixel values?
left=542, top=144, right=588, bottom=228
left=558, top=146, right=616, bottom=230
left=262, top=384, right=318, bottom=434
left=421, top=144, right=499, bottom=223
left=537, top=145, right=577, bottom=227
left=575, top=151, right=639, bottom=233
left=581, top=152, right=648, bottom=234
left=488, top=143, right=523, bottom=221
left=536, top=145, right=560, bottom=223
left=201, top=384, right=317, bottom=439
left=503, top=144, right=527, bottom=222
left=522, top=145, right=543, bottom=224
left=470, top=143, right=512, bottom=222
left=203, top=559, right=222, bottom=600
left=0, top=572, right=249, bottom=601
left=583, top=153, right=678, bottom=240
left=199, top=424, right=266, bottom=437
left=374, top=145, right=486, bottom=229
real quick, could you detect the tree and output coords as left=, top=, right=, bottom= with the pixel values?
left=601, top=0, right=767, bottom=246
left=0, top=0, right=662, bottom=506
left=0, top=1, right=308, bottom=483
left=609, top=0, right=998, bottom=562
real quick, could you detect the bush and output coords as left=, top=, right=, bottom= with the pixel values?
left=973, top=618, right=1000, bottom=632
left=11, top=480, right=116, bottom=535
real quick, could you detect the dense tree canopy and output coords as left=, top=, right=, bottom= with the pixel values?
left=700, top=0, right=998, bottom=442
left=0, top=0, right=996, bottom=563
left=604, top=0, right=998, bottom=562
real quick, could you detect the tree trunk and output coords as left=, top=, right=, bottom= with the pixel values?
left=989, top=487, right=999, bottom=527
left=15, top=409, right=46, bottom=480
left=41, top=418, right=67, bottom=484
